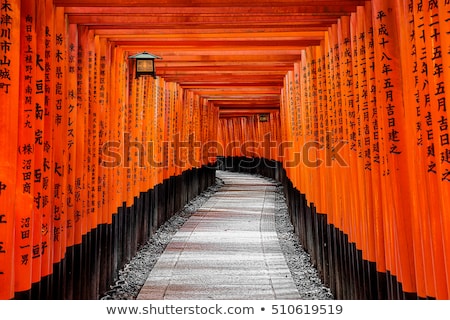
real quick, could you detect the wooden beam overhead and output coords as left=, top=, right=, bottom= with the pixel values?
left=57, top=0, right=365, bottom=8
left=64, top=5, right=364, bottom=15
left=92, top=26, right=330, bottom=34
left=56, top=0, right=364, bottom=117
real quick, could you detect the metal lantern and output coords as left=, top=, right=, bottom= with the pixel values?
left=259, top=113, right=269, bottom=122
left=129, top=52, right=162, bottom=79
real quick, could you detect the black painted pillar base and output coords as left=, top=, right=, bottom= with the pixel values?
left=12, top=165, right=216, bottom=300
left=219, top=156, right=421, bottom=300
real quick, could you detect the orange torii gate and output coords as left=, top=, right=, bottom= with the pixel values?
left=278, top=0, right=450, bottom=300
left=1, top=0, right=449, bottom=301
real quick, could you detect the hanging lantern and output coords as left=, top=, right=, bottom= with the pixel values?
left=259, top=113, right=269, bottom=122
left=129, top=51, right=162, bottom=79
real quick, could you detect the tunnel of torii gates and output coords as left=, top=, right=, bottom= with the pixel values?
left=0, top=0, right=450, bottom=300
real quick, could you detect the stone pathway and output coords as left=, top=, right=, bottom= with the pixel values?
left=137, top=171, right=300, bottom=300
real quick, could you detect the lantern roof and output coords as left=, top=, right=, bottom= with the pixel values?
left=129, top=52, right=162, bottom=60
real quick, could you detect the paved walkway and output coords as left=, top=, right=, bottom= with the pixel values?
left=137, top=171, right=300, bottom=300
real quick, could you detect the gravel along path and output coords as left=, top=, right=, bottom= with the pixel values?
left=100, top=172, right=333, bottom=300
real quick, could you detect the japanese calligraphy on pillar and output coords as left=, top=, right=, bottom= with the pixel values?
left=39, top=0, right=54, bottom=280
left=354, top=10, right=372, bottom=170
left=422, top=1, right=450, bottom=184
left=133, top=71, right=141, bottom=194
left=31, top=0, right=48, bottom=285
left=141, top=76, right=149, bottom=183
left=15, top=0, right=36, bottom=293
left=94, top=38, right=105, bottom=222
left=301, top=57, right=311, bottom=140
left=125, top=79, right=132, bottom=200
left=317, top=47, right=327, bottom=148
left=372, top=0, right=416, bottom=294
left=52, top=7, right=67, bottom=263
left=310, top=49, right=319, bottom=143
left=364, top=13, right=379, bottom=168
left=310, top=47, right=322, bottom=206
left=362, top=0, right=388, bottom=281
left=164, top=81, right=171, bottom=175
left=315, top=44, right=328, bottom=214
left=288, top=69, right=296, bottom=138
left=294, top=61, right=301, bottom=139
left=65, top=23, right=78, bottom=246
left=147, top=67, right=156, bottom=187
left=328, top=26, right=341, bottom=150
left=375, top=8, right=403, bottom=171
left=98, top=47, right=108, bottom=224
left=440, top=0, right=450, bottom=114
left=407, top=0, right=448, bottom=299
left=87, top=37, right=99, bottom=217
left=0, top=0, right=20, bottom=299
left=155, top=79, right=162, bottom=167
left=438, top=0, right=450, bottom=298
left=192, top=90, right=200, bottom=166
left=323, top=31, right=338, bottom=225
left=339, top=18, right=355, bottom=154
left=74, top=27, right=84, bottom=245
left=408, top=0, right=423, bottom=158
left=412, top=1, right=438, bottom=176
left=0, top=0, right=14, bottom=95
left=118, top=50, right=126, bottom=201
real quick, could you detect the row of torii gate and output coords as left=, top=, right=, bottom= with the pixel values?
left=1, top=0, right=450, bottom=300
